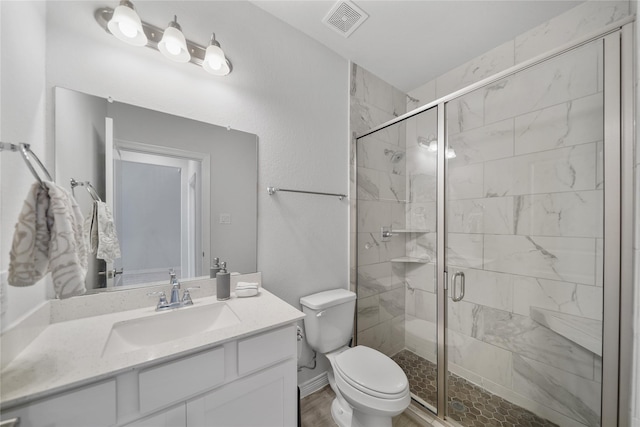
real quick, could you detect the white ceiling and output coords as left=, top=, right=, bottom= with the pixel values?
left=251, top=0, right=585, bottom=92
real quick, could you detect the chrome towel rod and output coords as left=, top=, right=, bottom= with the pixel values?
left=0, top=141, right=53, bottom=187
left=267, top=187, right=346, bottom=201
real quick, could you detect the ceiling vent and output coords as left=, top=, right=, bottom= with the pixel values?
left=322, top=1, right=369, bottom=38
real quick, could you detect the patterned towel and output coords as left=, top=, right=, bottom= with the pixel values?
left=84, top=201, right=121, bottom=263
left=9, top=181, right=88, bottom=299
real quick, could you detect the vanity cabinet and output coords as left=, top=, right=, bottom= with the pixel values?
left=2, top=325, right=297, bottom=427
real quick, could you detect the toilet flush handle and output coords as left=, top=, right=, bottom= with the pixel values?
left=316, top=310, right=326, bottom=317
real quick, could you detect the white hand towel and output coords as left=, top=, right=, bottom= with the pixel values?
left=84, top=201, right=121, bottom=263
left=236, top=282, right=259, bottom=289
left=9, top=181, right=88, bottom=299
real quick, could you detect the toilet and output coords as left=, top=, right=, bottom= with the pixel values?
left=300, top=289, right=411, bottom=427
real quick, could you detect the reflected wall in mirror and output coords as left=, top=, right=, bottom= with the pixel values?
left=55, top=87, right=258, bottom=292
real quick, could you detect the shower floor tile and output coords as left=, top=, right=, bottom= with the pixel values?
left=392, top=349, right=558, bottom=427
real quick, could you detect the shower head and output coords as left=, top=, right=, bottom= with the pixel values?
left=384, top=149, right=405, bottom=163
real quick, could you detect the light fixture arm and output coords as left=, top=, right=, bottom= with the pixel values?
left=168, top=15, right=181, bottom=31
left=209, top=33, right=221, bottom=48
left=95, top=7, right=233, bottom=74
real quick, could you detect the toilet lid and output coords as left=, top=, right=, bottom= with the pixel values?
left=334, top=346, right=408, bottom=398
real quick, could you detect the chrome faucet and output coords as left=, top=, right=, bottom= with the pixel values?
left=147, top=270, right=200, bottom=311
left=169, top=269, right=181, bottom=305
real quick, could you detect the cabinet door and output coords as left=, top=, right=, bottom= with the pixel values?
left=187, top=359, right=296, bottom=427
left=126, top=405, right=186, bottom=427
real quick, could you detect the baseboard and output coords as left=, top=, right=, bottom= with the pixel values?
left=298, top=371, right=329, bottom=398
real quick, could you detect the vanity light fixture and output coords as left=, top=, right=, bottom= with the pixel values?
left=158, top=16, right=191, bottom=63
left=95, top=2, right=233, bottom=75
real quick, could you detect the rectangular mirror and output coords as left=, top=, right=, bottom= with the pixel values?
left=55, top=87, right=257, bottom=292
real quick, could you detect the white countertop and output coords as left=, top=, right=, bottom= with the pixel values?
left=0, top=287, right=304, bottom=409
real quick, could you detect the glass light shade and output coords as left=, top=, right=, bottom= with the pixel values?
left=158, top=25, right=191, bottom=63
left=203, top=44, right=230, bottom=76
left=107, top=3, right=147, bottom=46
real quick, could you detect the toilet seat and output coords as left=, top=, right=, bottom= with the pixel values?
left=333, top=346, right=409, bottom=400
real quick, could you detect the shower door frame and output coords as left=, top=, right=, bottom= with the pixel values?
left=354, top=16, right=635, bottom=427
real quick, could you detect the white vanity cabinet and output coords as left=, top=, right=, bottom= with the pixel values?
left=2, top=325, right=298, bottom=427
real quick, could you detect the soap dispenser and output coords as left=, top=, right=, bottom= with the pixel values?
left=216, top=261, right=230, bottom=301
left=210, top=257, right=221, bottom=279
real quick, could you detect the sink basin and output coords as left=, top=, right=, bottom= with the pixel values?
left=102, top=302, right=240, bottom=357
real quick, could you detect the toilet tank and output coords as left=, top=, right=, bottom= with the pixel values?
left=300, top=289, right=357, bottom=353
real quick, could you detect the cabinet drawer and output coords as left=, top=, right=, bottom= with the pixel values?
left=1, top=379, right=116, bottom=427
left=139, top=347, right=224, bottom=414
left=237, top=326, right=295, bottom=376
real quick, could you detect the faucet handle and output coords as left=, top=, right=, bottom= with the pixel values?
left=181, top=286, right=200, bottom=306
left=147, top=291, right=169, bottom=309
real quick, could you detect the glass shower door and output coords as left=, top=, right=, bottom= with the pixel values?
left=356, top=106, right=440, bottom=413
left=445, top=38, right=604, bottom=427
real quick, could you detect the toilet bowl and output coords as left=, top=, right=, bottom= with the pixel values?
left=328, top=346, right=410, bottom=427
left=300, top=289, right=411, bottom=427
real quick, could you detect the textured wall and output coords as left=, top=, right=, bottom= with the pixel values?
left=0, top=1, right=50, bottom=330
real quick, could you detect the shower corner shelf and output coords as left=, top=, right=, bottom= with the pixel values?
left=391, top=256, right=430, bottom=263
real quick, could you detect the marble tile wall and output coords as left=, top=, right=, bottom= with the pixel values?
left=351, top=63, right=407, bottom=357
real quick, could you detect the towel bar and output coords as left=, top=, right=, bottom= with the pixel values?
left=267, top=187, right=346, bottom=200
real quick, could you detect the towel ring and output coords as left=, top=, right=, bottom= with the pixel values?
left=19, top=143, right=53, bottom=188
left=86, top=182, right=102, bottom=202
left=70, top=178, right=103, bottom=202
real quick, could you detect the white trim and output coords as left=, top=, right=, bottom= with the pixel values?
left=298, top=372, right=329, bottom=399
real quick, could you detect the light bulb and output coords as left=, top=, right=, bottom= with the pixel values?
left=207, top=56, right=223, bottom=71
left=165, top=41, right=181, bottom=56
left=428, top=140, right=438, bottom=152
left=118, top=21, right=138, bottom=38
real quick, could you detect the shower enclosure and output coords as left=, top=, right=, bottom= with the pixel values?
left=354, top=21, right=633, bottom=427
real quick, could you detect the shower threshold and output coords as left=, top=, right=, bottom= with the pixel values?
left=392, top=349, right=558, bottom=427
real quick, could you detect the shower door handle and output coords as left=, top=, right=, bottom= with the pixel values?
left=451, top=271, right=465, bottom=302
